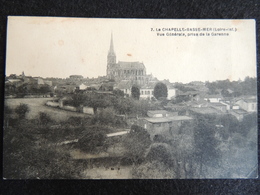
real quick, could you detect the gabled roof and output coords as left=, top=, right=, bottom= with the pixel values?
left=235, top=98, right=257, bottom=104
left=118, top=61, right=145, bottom=69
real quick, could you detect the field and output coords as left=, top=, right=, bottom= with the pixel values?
left=5, top=98, right=86, bottom=121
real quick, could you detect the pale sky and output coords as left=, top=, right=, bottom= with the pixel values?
left=6, top=17, right=256, bottom=83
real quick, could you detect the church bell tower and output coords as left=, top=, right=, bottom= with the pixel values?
left=107, top=33, right=116, bottom=77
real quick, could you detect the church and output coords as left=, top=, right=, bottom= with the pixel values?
left=106, top=34, right=148, bottom=85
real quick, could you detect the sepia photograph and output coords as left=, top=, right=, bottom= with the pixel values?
left=3, top=17, right=257, bottom=179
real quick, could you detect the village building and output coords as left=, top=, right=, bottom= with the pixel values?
left=235, top=98, right=257, bottom=112
left=229, top=109, right=249, bottom=121
left=177, top=91, right=200, bottom=101
left=204, top=94, right=223, bottom=103
left=209, top=102, right=228, bottom=113
left=137, top=113, right=193, bottom=140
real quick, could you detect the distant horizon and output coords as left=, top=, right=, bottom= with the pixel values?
left=6, top=17, right=257, bottom=83
left=6, top=71, right=256, bottom=85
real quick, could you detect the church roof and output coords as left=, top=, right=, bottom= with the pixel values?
left=117, top=61, right=145, bottom=69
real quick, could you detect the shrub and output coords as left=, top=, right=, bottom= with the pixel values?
left=39, top=112, right=52, bottom=125
left=14, top=104, right=30, bottom=119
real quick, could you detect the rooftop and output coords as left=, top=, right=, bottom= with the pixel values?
left=118, top=61, right=145, bottom=69
left=189, top=107, right=224, bottom=115
left=144, top=116, right=193, bottom=123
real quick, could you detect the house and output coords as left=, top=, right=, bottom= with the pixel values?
left=167, top=85, right=177, bottom=100
left=140, top=82, right=155, bottom=100
left=230, top=109, right=249, bottom=121
left=189, top=107, right=224, bottom=116
left=164, top=103, right=188, bottom=115
left=114, top=80, right=132, bottom=97
left=204, top=94, right=223, bottom=103
left=235, top=98, right=257, bottom=112
left=185, top=99, right=209, bottom=108
left=137, top=116, right=193, bottom=140
left=79, top=83, right=88, bottom=90
left=147, top=110, right=177, bottom=118
left=209, top=102, right=227, bottom=113
left=177, top=91, right=200, bottom=101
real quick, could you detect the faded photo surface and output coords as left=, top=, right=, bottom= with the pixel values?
left=4, top=17, right=257, bottom=179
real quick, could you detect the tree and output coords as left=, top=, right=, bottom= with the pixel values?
left=77, top=126, right=108, bottom=153
left=38, top=112, right=52, bottom=125
left=193, top=114, right=221, bottom=176
left=131, top=85, right=140, bottom=100
left=83, top=92, right=112, bottom=114
left=123, top=125, right=152, bottom=165
left=4, top=105, right=13, bottom=127
left=113, top=89, right=124, bottom=97
left=14, top=104, right=30, bottom=119
left=154, top=82, right=168, bottom=100
left=92, top=107, right=116, bottom=126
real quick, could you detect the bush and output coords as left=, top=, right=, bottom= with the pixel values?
left=92, top=107, right=116, bottom=126
left=39, top=112, right=52, bottom=125
left=14, top=104, right=30, bottom=119
left=67, top=116, right=83, bottom=126
left=77, top=126, right=107, bottom=153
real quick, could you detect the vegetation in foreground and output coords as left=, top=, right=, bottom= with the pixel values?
left=4, top=99, right=257, bottom=179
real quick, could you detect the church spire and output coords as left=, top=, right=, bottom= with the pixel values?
left=109, top=33, right=115, bottom=55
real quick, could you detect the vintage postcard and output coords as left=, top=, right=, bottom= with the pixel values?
left=3, top=17, right=257, bottom=179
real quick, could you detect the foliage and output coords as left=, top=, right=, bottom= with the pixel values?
left=77, top=126, right=108, bottom=153
left=131, top=85, right=140, bottom=100
left=132, top=161, right=175, bottom=179
left=66, top=116, right=84, bottom=126
left=171, top=95, right=191, bottom=104
left=14, top=104, right=30, bottom=119
left=174, top=83, right=196, bottom=92
left=205, top=77, right=257, bottom=96
left=193, top=113, right=221, bottom=169
left=38, top=112, right=53, bottom=125
left=123, top=126, right=151, bottom=165
left=113, top=97, right=134, bottom=115
left=92, top=107, right=117, bottom=126
left=238, top=113, right=257, bottom=136
left=113, top=89, right=124, bottom=97
left=3, top=119, right=81, bottom=179
left=146, top=143, right=173, bottom=166
left=154, top=82, right=168, bottom=100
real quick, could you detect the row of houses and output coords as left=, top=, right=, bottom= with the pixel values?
left=131, top=95, right=257, bottom=141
